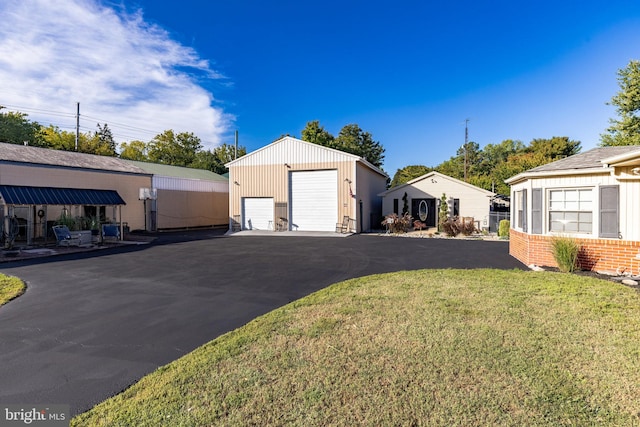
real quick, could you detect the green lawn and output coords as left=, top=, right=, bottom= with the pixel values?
left=72, top=269, right=640, bottom=426
left=0, top=273, right=25, bottom=306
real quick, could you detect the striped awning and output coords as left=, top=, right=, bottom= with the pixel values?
left=0, top=185, right=126, bottom=206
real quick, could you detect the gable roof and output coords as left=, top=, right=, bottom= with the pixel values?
left=505, top=146, right=640, bottom=184
left=225, top=136, right=388, bottom=178
left=378, top=171, right=495, bottom=197
left=0, top=142, right=147, bottom=174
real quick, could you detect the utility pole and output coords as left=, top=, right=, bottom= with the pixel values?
left=464, top=118, right=469, bottom=182
left=75, top=102, right=80, bottom=151
left=234, top=130, right=238, bottom=160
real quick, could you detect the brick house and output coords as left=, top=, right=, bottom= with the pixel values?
left=506, top=146, right=640, bottom=274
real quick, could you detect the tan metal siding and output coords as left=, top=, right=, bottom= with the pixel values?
left=355, top=162, right=387, bottom=231
left=0, top=163, right=150, bottom=230
left=229, top=160, right=355, bottom=231
left=156, top=189, right=228, bottom=229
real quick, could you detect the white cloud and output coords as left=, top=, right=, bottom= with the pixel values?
left=0, top=0, right=231, bottom=148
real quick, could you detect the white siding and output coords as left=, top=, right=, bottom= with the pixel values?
left=512, top=171, right=640, bottom=241
left=382, top=172, right=493, bottom=227
left=152, top=176, right=229, bottom=193
left=228, top=137, right=360, bottom=167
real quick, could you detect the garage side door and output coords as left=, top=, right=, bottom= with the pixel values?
left=290, top=170, right=337, bottom=231
left=242, top=197, right=273, bottom=230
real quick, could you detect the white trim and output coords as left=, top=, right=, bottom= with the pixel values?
left=505, top=167, right=611, bottom=185
left=225, top=136, right=388, bottom=178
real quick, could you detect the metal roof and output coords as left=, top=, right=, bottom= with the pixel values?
left=0, top=185, right=126, bottom=205
left=0, top=142, right=147, bottom=174
left=123, top=160, right=228, bottom=181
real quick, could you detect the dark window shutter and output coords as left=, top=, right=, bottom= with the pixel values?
left=599, top=185, right=619, bottom=238
left=522, top=189, right=528, bottom=232
left=531, top=188, right=542, bottom=234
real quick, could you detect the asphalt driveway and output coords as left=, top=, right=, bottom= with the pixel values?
left=0, top=231, right=524, bottom=415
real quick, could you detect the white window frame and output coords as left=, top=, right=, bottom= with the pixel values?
left=547, top=187, right=594, bottom=235
left=515, top=190, right=525, bottom=231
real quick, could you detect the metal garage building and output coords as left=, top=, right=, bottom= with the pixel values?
left=226, top=136, right=388, bottom=233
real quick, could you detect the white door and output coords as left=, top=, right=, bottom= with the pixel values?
left=290, top=170, right=338, bottom=231
left=242, top=198, right=274, bottom=230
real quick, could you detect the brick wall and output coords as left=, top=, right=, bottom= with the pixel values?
left=509, top=229, right=640, bottom=275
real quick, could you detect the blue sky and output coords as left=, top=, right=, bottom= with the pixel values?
left=1, top=1, right=639, bottom=175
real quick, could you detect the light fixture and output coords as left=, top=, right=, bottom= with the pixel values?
left=284, top=163, right=291, bottom=168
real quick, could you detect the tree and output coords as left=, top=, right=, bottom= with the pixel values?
left=0, top=107, right=43, bottom=146
left=301, top=121, right=386, bottom=169
left=38, top=125, right=77, bottom=151
left=191, top=150, right=224, bottom=173
left=301, top=120, right=334, bottom=147
left=476, top=139, right=525, bottom=176
left=390, top=165, right=432, bottom=187
left=213, top=143, right=247, bottom=165
left=191, top=143, right=248, bottom=175
left=601, top=59, right=640, bottom=146
left=527, top=136, right=580, bottom=161
left=148, top=130, right=202, bottom=166
left=119, top=140, right=149, bottom=161
left=93, top=123, right=116, bottom=156
left=335, top=124, right=385, bottom=168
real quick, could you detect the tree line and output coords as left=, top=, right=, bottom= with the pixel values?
left=0, top=108, right=245, bottom=175
left=1, top=58, right=637, bottom=185
left=391, top=136, right=581, bottom=196
left=392, top=59, right=640, bottom=195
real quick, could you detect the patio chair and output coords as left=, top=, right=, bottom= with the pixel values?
left=52, top=225, right=82, bottom=247
left=101, top=224, right=121, bottom=242
left=335, top=216, right=351, bottom=233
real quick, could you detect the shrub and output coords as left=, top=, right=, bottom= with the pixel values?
left=498, top=220, right=510, bottom=238
left=551, top=236, right=580, bottom=273
left=440, top=216, right=477, bottom=237
left=440, top=217, right=460, bottom=237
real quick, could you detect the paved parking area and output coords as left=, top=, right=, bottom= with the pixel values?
left=0, top=231, right=524, bottom=415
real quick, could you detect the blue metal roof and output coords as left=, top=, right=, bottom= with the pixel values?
left=0, top=185, right=126, bottom=205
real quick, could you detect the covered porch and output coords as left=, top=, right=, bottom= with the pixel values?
left=0, top=185, right=127, bottom=248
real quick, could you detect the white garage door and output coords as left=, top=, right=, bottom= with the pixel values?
left=242, top=198, right=273, bottom=230
left=290, top=170, right=338, bottom=231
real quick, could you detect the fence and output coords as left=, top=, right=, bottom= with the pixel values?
left=488, top=211, right=510, bottom=233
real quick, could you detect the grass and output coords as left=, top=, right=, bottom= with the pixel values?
left=72, top=269, right=640, bottom=426
left=551, top=236, right=581, bottom=273
left=0, top=273, right=25, bottom=306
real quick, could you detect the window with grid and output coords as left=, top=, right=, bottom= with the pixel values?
left=548, top=188, right=593, bottom=233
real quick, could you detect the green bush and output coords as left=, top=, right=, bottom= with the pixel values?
left=551, top=236, right=581, bottom=273
left=498, top=220, right=510, bottom=238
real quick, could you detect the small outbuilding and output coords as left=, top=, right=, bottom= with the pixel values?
left=506, top=146, right=640, bottom=274
left=225, top=136, right=388, bottom=233
left=379, top=171, right=497, bottom=230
